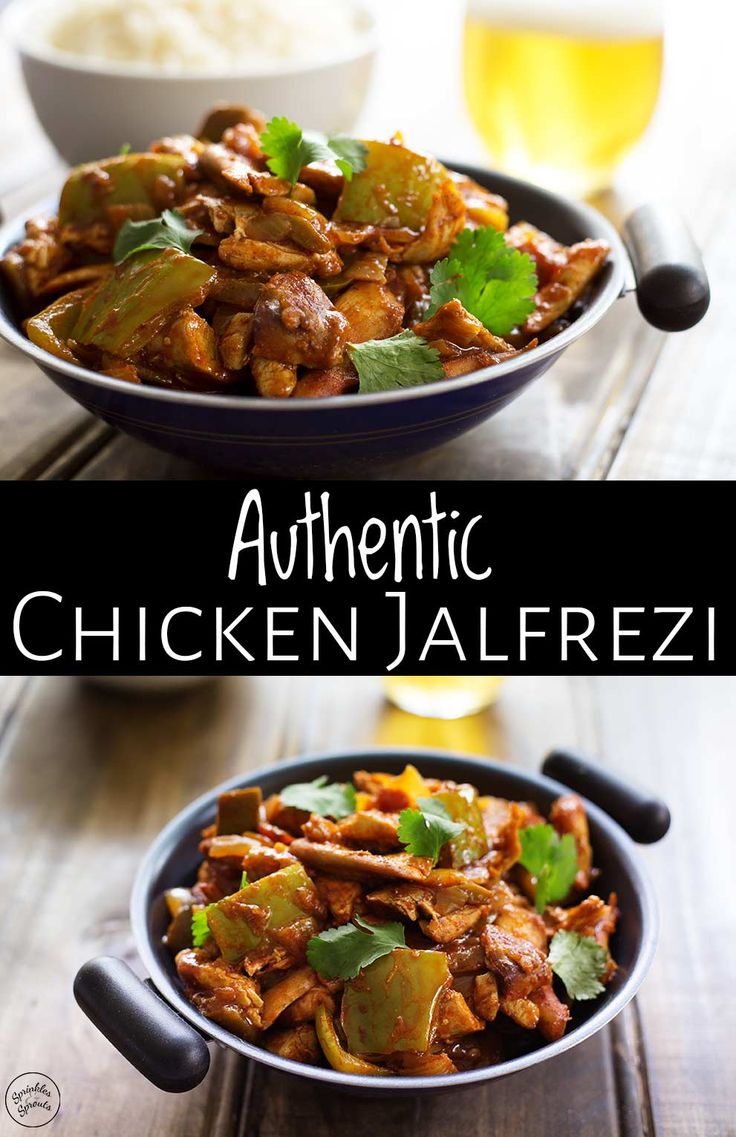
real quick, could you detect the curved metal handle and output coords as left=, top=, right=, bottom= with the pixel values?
left=622, top=203, right=709, bottom=331
left=542, top=748, right=671, bottom=844
left=74, top=956, right=210, bottom=1093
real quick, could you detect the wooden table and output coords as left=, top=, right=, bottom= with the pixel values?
left=0, top=0, right=732, bottom=480
left=0, top=675, right=733, bottom=1137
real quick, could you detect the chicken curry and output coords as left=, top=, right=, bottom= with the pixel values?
left=165, top=764, right=619, bottom=1076
left=2, top=105, right=610, bottom=399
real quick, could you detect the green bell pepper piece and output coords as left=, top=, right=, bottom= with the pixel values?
left=207, top=862, right=320, bottom=964
left=341, top=948, right=450, bottom=1054
left=59, top=153, right=187, bottom=227
left=333, top=140, right=447, bottom=231
left=26, top=287, right=88, bottom=363
left=71, top=248, right=214, bottom=357
left=433, top=785, right=489, bottom=868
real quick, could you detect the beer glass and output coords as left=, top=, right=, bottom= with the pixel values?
left=383, top=676, right=504, bottom=719
left=463, top=0, right=664, bottom=196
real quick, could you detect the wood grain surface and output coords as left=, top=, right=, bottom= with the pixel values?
left=0, top=675, right=733, bottom=1137
left=0, top=0, right=731, bottom=480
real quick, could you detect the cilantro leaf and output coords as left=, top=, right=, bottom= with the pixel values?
left=119, top=142, right=131, bottom=155
left=548, top=930, right=607, bottom=1000
left=191, top=905, right=213, bottom=948
left=428, top=227, right=538, bottom=336
left=240, top=871, right=249, bottom=889
left=347, top=330, right=445, bottom=394
left=280, top=775, right=357, bottom=820
left=397, top=798, right=465, bottom=864
left=518, top=823, right=578, bottom=913
left=327, top=134, right=368, bottom=181
left=261, top=116, right=368, bottom=186
left=307, top=915, right=405, bottom=980
left=113, top=209, right=202, bottom=264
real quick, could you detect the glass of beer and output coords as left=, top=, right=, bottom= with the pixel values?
left=383, top=676, right=505, bottom=719
left=463, top=0, right=664, bottom=196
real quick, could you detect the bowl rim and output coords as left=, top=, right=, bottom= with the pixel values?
left=3, top=0, right=379, bottom=80
left=0, top=170, right=627, bottom=413
left=130, top=746, right=659, bottom=1093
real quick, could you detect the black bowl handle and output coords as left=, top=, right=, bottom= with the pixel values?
left=74, top=956, right=210, bottom=1093
left=542, top=748, right=670, bottom=844
left=622, top=203, right=709, bottom=331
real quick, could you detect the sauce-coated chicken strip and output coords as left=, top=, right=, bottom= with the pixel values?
left=252, top=271, right=348, bottom=369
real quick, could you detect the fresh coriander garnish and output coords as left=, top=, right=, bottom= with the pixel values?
left=260, top=116, right=368, bottom=187
left=548, top=930, right=607, bottom=1000
left=240, top=871, right=249, bottom=889
left=428, top=226, right=538, bottom=336
left=191, top=905, right=213, bottom=948
left=307, top=915, right=406, bottom=980
left=347, top=330, right=445, bottom=394
left=280, top=775, right=357, bottom=820
left=518, top=823, right=578, bottom=913
left=113, top=209, right=202, bottom=265
left=397, top=797, right=465, bottom=865
left=119, top=142, right=131, bottom=156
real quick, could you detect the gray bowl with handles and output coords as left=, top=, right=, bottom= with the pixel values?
left=0, top=167, right=709, bottom=477
left=74, top=746, right=670, bottom=1095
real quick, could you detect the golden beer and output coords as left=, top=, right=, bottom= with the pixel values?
left=383, top=676, right=504, bottom=719
left=464, top=0, right=663, bottom=195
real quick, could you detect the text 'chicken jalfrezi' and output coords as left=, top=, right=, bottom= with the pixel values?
left=165, top=764, right=619, bottom=1076
left=2, top=105, right=610, bottom=398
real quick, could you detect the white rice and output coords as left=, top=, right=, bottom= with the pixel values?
left=42, top=0, right=369, bottom=73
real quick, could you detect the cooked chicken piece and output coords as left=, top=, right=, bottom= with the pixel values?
left=301, top=815, right=339, bottom=842
left=150, top=133, right=204, bottom=177
left=481, top=925, right=551, bottom=1000
left=500, top=996, right=540, bottom=1030
left=334, top=809, right=401, bottom=850
left=1, top=216, right=71, bottom=308
left=260, top=966, right=319, bottom=1029
left=421, top=906, right=485, bottom=944
left=435, top=988, right=485, bottom=1040
left=443, top=933, right=486, bottom=976
left=293, top=365, right=359, bottom=398
left=322, top=252, right=389, bottom=297
left=334, top=282, right=405, bottom=344
left=36, top=264, right=112, bottom=301
left=290, top=839, right=433, bottom=882
left=524, top=239, right=609, bottom=335
left=313, top=875, right=363, bottom=923
left=439, top=346, right=517, bottom=379
left=366, top=882, right=436, bottom=922
left=219, top=235, right=319, bottom=275
left=221, top=123, right=264, bottom=164
left=144, top=308, right=231, bottom=386
left=399, top=178, right=466, bottom=264
left=505, top=222, right=566, bottom=284
left=214, top=310, right=253, bottom=371
left=549, top=793, right=594, bottom=890
left=473, top=972, right=500, bottom=1021
left=386, top=264, right=431, bottom=323
left=450, top=172, right=509, bottom=232
left=281, top=984, right=336, bottom=1024
left=241, top=844, right=296, bottom=881
left=192, top=855, right=243, bottom=903
left=200, top=833, right=265, bottom=859
left=261, top=197, right=333, bottom=253
left=102, top=359, right=140, bottom=384
left=251, top=356, right=297, bottom=398
left=298, top=162, right=345, bottom=210
left=194, top=193, right=260, bottom=236
left=388, top=1052, right=457, bottom=1075
left=414, top=300, right=512, bottom=353
left=529, top=985, right=570, bottom=1041
left=264, top=795, right=311, bottom=835
left=475, top=798, right=525, bottom=881
left=209, top=268, right=265, bottom=310
left=549, top=893, right=619, bottom=980
left=176, top=948, right=263, bottom=1040
left=58, top=220, right=114, bottom=256
left=252, top=272, right=348, bottom=368
left=200, top=143, right=290, bottom=199
left=198, top=103, right=267, bottom=143
left=494, top=904, right=548, bottom=954
left=265, top=1023, right=320, bottom=1064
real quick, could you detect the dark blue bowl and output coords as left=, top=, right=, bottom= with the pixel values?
left=0, top=166, right=630, bottom=476
left=74, top=748, right=663, bottom=1096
